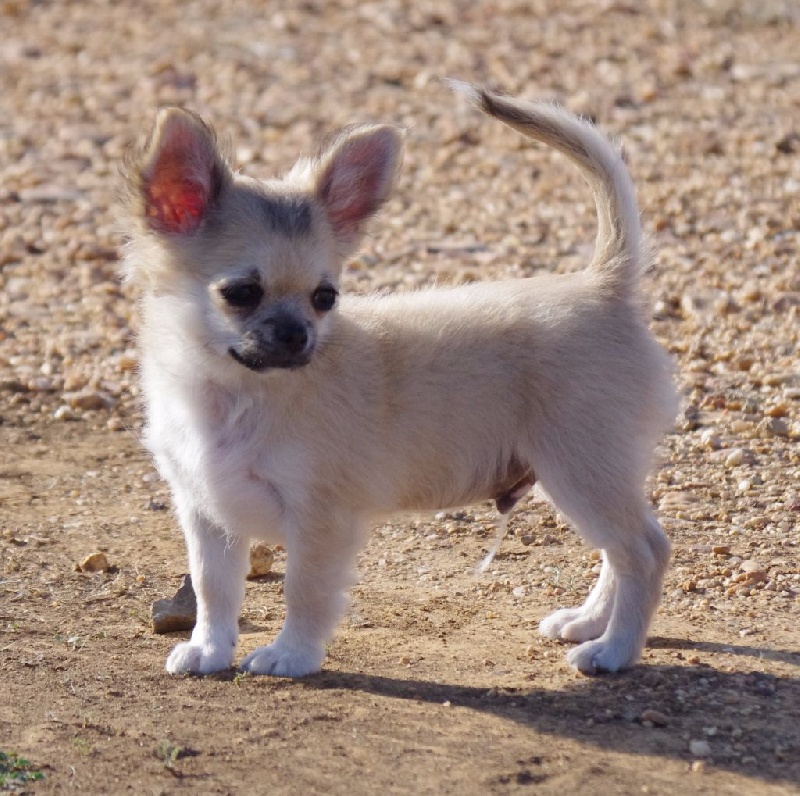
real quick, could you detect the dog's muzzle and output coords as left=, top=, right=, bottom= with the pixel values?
left=229, top=323, right=314, bottom=372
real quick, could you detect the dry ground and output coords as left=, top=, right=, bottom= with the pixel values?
left=1, top=1, right=799, bottom=793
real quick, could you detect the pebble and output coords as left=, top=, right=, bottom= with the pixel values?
left=757, top=417, right=789, bottom=438
left=765, top=402, right=789, bottom=418
left=640, top=709, right=669, bottom=727
left=67, top=390, right=116, bottom=411
left=77, top=551, right=111, bottom=572
left=689, top=739, right=712, bottom=757
left=151, top=574, right=197, bottom=634
left=246, top=543, right=274, bottom=579
left=53, top=405, right=77, bottom=421
left=724, top=448, right=744, bottom=467
left=699, top=429, right=721, bottom=450
left=117, top=352, right=138, bottom=371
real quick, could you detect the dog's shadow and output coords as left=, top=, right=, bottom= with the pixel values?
left=290, top=636, right=799, bottom=784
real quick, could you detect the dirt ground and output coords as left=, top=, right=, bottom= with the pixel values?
left=1, top=0, right=799, bottom=793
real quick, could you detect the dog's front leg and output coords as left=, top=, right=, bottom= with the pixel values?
left=240, top=518, right=363, bottom=678
left=165, top=506, right=249, bottom=675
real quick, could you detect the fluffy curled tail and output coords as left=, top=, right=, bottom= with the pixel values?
left=450, top=81, right=643, bottom=297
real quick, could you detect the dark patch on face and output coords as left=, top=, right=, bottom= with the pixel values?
left=258, top=194, right=313, bottom=236
left=228, top=321, right=313, bottom=372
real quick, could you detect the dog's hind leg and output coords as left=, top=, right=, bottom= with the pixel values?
left=571, top=512, right=668, bottom=673
left=534, top=450, right=670, bottom=673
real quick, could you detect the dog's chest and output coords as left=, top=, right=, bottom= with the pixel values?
left=146, top=386, right=302, bottom=540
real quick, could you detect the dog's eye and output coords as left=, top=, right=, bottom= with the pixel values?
left=311, top=285, right=337, bottom=313
left=219, top=282, right=264, bottom=309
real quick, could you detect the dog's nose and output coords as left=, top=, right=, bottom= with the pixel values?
left=274, top=319, right=309, bottom=353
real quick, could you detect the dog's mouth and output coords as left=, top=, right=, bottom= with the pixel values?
left=228, top=346, right=312, bottom=373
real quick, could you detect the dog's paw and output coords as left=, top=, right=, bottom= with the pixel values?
left=166, top=642, right=234, bottom=675
left=540, top=607, right=609, bottom=643
left=566, top=638, right=635, bottom=675
left=538, top=607, right=584, bottom=639
left=239, top=641, right=325, bottom=678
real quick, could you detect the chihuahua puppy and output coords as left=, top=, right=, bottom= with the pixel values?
left=122, top=83, right=676, bottom=678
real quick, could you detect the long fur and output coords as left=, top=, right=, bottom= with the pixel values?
left=124, top=84, right=677, bottom=678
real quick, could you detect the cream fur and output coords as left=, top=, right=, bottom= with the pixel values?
left=124, top=84, right=677, bottom=677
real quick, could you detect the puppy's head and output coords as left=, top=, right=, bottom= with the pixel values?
left=122, top=109, right=401, bottom=373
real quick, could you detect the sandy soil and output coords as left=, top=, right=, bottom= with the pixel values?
left=1, top=1, right=798, bottom=793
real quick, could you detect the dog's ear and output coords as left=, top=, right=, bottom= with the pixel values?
left=127, top=108, right=230, bottom=236
left=313, top=125, right=402, bottom=250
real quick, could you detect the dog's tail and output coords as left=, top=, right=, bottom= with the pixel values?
left=450, top=81, right=643, bottom=297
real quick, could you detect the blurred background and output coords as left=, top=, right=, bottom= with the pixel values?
left=1, top=0, right=798, bottom=432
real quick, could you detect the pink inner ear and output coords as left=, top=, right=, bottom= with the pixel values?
left=143, top=125, right=213, bottom=235
left=318, top=130, right=396, bottom=240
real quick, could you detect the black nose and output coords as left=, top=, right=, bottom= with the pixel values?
left=274, top=319, right=308, bottom=353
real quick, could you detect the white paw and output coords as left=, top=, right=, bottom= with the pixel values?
left=566, top=638, right=636, bottom=674
left=239, top=641, right=325, bottom=678
left=538, top=607, right=583, bottom=639
left=165, top=641, right=234, bottom=675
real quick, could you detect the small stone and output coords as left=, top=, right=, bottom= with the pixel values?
left=712, top=545, right=730, bottom=556
left=117, top=352, right=138, bottom=372
left=151, top=574, right=197, bottom=634
left=67, top=390, right=116, bottom=411
left=724, top=449, right=744, bottom=467
left=640, top=709, right=669, bottom=727
left=700, top=429, right=721, bottom=450
left=247, top=543, right=274, bottom=579
left=54, top=405, right=77, bottom=421
left=757, top=417, right=789, bottom=438
left=78, top=551, right=111, bottom=573
left=765, top=402, right=789, bottom=418
left=28, top=377, right=56, bottom=392
left=680, top=405, right=700, bottom=431
left=691, top=760, right=706, bottom=773
left=689, top=739, right=712, bottom=757
left=740, top=559, right=764, bottom=574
